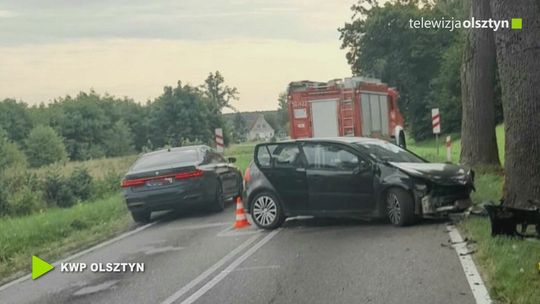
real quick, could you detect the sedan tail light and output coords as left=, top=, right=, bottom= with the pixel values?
left=121, top=178, right=146, bottom=188
left=121, top=169, right=204, bottom=188
left=174, top=169, right=204, bottom=180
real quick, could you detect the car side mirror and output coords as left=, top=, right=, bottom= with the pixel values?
left=353, top=160, right=370, bottom=175
left=227, top=157, right=236, bottom=163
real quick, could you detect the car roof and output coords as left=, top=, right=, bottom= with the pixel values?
left=263, top=137, right=388, bottom=145
left=141, top=145, right=210, bottom=158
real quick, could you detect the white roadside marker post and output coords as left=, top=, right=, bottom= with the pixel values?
left=215, top=128, right=224, bottom=154
left=446, top=135, right=452, bottom=163
left=431, top=108, right=441, bottom=156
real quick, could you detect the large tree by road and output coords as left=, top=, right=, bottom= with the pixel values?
left=490, top=0, right=540, bottom=208
left=459, top=0, right=500, bottom=168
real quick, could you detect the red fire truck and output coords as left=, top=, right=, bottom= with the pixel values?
left=287, top=77, right=406, bottom=147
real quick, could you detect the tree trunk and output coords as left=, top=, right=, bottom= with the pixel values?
left=460, top=0, right=500, bottom=168
left=490, top=0, right=540, bottom=208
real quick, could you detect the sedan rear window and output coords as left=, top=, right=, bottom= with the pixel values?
left=353, top=141, right=425, bottom=163
left=131, top=149, right=201, bottom=171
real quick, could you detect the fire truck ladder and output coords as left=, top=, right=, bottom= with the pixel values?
left=340, top=92, right=355, bottom=136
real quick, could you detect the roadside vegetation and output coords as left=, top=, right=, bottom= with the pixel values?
left=0, top=144, right=249, bottom=283
left=407, top=126, right=539, bottom=304
left=0, top=195, right=131, bottom=284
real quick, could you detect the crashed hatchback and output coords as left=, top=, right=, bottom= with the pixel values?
left=243, top=137, right=474, bottom=229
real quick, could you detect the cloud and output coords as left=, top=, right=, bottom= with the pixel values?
left=0, top=10, right=17, bottom=18
left=0, top=38, right=351, bottom=110
left=0, top=0, right=355, bottom=45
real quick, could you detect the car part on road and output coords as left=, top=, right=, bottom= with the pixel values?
left=485, top=201, right=540, bottom=237
left=250, top=192, right=285, bottom=230
left=386, top=188, right=415, bottom=226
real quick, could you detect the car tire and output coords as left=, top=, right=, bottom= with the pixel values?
left=250, top=192, right=285, bottom=230
left=131, top=210, right=151, bottom=223
left=386, top=188, right=416, bottom=226
left=209, top=180, right=225, bottom=212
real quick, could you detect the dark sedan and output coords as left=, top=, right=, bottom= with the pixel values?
left=122, top=145, right=242, bottom=223
left=243, top=137, right=474, bottom=229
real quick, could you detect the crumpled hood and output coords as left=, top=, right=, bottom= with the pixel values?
left=388, top=162, right=471, bottom=185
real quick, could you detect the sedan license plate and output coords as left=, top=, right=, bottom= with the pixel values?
left=146, top=177, right=173, bottom=187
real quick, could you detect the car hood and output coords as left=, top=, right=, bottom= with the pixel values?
left=388, top=162, right=471, bottom=185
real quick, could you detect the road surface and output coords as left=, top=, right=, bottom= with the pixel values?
left=0, top=203, right=476, bottom=304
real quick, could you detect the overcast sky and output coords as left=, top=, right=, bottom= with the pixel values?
left=0, top=0, right=355, bottom=111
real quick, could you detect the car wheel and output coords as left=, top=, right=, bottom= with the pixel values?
left=209, top=180, right=225, bottom=212
left=131, top=210, right=151, bottom=223
left=386, top=188, right=415, bottom=226
left=251, top=192, right=285, bottom=230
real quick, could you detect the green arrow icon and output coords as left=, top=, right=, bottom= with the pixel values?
left=32, top=256, right=54, bottom=280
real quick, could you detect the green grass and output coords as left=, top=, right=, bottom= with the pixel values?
left=32, top=154, right=138, bottom=179
left=460, top=218, right=540, bottom=304
left=0, top=194, right=131, bottom=284
left=406, top=125, right=505, bottom=164
left=407, top=124, right=539, bottom=304
left=225, top=142, right=258, bottom=173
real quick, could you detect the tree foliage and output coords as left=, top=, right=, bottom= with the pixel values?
left=202, top=71, right=239, bottom=114
left=149, top=82, right=223, bottom=147
left=340, top=0, right=462, bottom=140
left=25, top=126, right=67, bottom=167
left=0, top=99, right=33, bottom=144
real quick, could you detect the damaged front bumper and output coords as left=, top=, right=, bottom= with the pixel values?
left=418, top=195, right=472, bottom=216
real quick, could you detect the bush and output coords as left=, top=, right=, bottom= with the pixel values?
left=68, top=167, right=93, bottom=201
left=91, top=170, right=122, bottom=199
left=25, top=125, right=67, bottom=167
left=4, top=186, right=42, bottom=216
left=42, top=167, right=76, bottom=208
left=0, top=136, right=27, bottom=170
left=0, top=167, right=43, bottom=216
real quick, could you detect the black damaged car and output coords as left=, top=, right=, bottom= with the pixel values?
left=243, top=137, right=474, bottom=229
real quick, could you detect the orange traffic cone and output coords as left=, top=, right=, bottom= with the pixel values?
left=234, top=197, right=250, bottom=229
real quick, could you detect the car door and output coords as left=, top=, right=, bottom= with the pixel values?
left=210, top=152, right=238, bottom=197
left=255, top=143, right=308, bottom=212
left=303, top=142, right=374, bottom=212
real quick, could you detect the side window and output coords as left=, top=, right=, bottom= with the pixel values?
left=256, top=144, right=300, bottom=169
left=272, top=144, right=300, bottom=169
left=303, top=143, right=359, bottom=171
left=256, top=146, right=272, bottom=168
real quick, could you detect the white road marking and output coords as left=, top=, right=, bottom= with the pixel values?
left=0, top=222, right=155, bottom=292
left=168, top=222, right=229, bottom=231
left=216, top=225, right=263, bottom=237
left=180, top=230, right=280, bottom=304
left=224, top=265, right=280, bottom=273
left=160, top=233, right=262, bottom=304
left=447, top=225, right=492, bottom=304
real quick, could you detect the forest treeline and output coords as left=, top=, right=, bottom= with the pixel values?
left=0, top=72, right=238, bottom=168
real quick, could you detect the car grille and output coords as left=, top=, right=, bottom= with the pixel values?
left=431, top=185, right=470, bottom=198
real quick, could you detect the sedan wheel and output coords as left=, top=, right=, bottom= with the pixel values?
left=387, top=193, right=401, bottom=225
left=251, top=193, right=285, bottom=230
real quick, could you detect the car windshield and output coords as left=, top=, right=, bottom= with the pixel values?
left=353, top=141, right=425, bottom=163
left=131, top=149, right=200, bottom=171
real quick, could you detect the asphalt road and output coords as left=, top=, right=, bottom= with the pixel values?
left=0, top=202, right=475, bottom=304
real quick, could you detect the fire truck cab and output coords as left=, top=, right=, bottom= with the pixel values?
left=287, top=77, right=406, bottom=147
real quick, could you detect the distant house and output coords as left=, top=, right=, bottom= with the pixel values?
left=247, top=115, right=275, bottom=141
